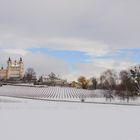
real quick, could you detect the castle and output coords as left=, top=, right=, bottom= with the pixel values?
left=0, top=58, right=24, bottom=80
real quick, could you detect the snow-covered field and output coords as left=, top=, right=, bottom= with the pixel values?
left=0, top=85, right=140, bottom=140
left=0, top=85, right=98, bottom=100
left=0, top=85, right=140, bottom=105
left=0, top=96, right=140, bottom=140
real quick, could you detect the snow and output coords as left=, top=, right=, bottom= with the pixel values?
left=0, top=97, right=140, bottom=140
left=0, top=85, right=99, bottom=102
left=0, top=85, right=140, bottom=140
left=0, top=85, right=140, bottom=105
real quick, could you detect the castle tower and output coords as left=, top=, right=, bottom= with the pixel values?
left=19, top=57, right=24, bottom=79
left=6, top=57, right=24, bottom=80
left=7, top=57, right=12, bottom=79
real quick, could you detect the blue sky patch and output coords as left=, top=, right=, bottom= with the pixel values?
left=28, top=47, right=89, bottom=64
left=93, top=48, right=140, bottom=62
left=28, top=47, right=140, bottom=64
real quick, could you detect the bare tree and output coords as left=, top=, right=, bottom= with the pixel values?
left=100, top=69, right=117, bottom=101
left=24, top=68, right=36, bottom=82
left=48, top=72, right=58, bottom=80
left=88, top=77, right=97, bottom=90
left=130, top=66, right=140, bottom=95
left=47, top=72, right=59, bottom=86
left=116, top=70, right=136, bottom=102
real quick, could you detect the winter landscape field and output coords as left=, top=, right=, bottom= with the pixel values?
left=1, top=0, right=140, bottom=139
left=0, top=85, right=140, bottom=140
left=0, top=85, right=140, bottom=105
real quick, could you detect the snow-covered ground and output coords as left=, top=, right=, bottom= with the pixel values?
left=0, top=85, right=140, bottom=140
left=0, top=85, right=140, bottom=105
left=0, top=97, right=140, bottom=140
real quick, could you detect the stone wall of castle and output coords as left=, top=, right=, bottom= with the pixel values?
left=0, top=69, right=7, bottom=80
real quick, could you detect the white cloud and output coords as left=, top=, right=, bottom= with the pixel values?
left=0, top=47, right=136, bottom=81
left=0, top=0, right=139, bottom=80
left=0, top=32, right=111, bottom=56
left=0, top=50, right=70, bottom=80
left=74, top=59, right=135, bottom=80
left=0, top=0, right=140, bottom=49
left=2, top=48, right=28, bottom=56
left=47, top=38, right=111, bottom=56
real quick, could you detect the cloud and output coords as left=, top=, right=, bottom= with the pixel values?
left=74, top=58, right=135, bottom=80
left=0, top=0, right=140, bottom=51
left=0, top=47, right=137, bottom=81
left=2, top=48, right=28, bottom=56
left=47, top=38, right=111, bottom=56
left=0, top=50, right=70, bottom=79
left=0, top=0, right=140, bottom=49
left=0, top=0, right=140, bottom=80
left=0, top=33, right=111, bottom=56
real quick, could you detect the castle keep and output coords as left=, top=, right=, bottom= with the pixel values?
left=0, top=58, right=24, bottom=80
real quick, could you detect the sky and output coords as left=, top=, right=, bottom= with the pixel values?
left=0, top=0, right=140, bottom=81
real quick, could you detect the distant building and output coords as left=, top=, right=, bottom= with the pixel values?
left=41, top=75, right=68, bottom=86
left=0, top=57, right=24, bottom=81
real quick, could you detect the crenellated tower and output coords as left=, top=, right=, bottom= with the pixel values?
left=19, top=57, right=24, bottom=79
left=6, top=57, right=24, bottom=80
left=7, top=57, right=12, bottom=79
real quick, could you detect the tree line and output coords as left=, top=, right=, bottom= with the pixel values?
left=71, top=66, right=140, bottom=102
left=20, top=66, right=140, bottom=102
